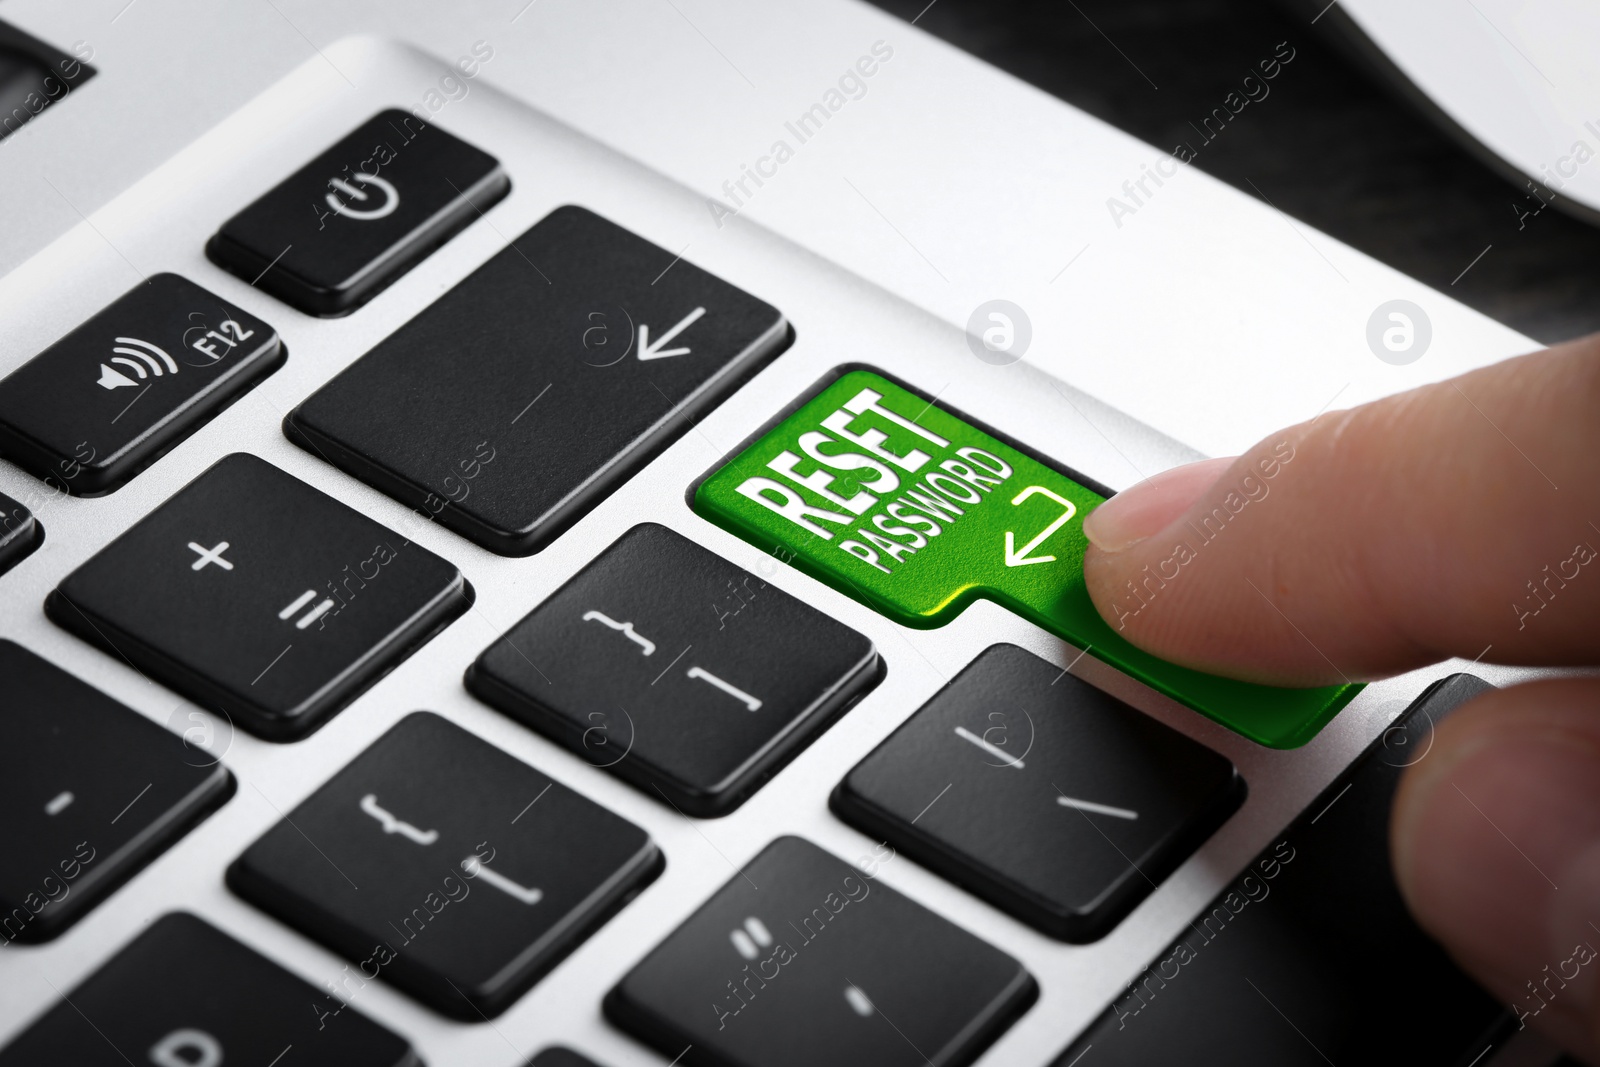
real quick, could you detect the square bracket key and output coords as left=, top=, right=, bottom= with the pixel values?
left=228, top=712, right=662, bottom=1019
left=47, top=453, right=470, bottom=740
left=467, top=523, right=880, bottom=816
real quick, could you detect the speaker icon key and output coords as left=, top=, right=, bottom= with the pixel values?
left=0, top=274, right=283, bottom=495
left=98, top=336, right=178, bottom=390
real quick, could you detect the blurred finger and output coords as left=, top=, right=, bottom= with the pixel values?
left=1391, top=678, right=1600, bottom=1060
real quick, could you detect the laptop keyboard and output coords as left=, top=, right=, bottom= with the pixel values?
left=0, top=52, right=1520, bottom=1067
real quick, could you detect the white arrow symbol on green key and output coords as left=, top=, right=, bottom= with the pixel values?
left=1004, top=485, right=1078, bottom=567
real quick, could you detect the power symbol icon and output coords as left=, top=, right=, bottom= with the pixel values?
left=326, top=172, right=399, bottom=220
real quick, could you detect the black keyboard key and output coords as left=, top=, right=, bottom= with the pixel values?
left=47, top=453, right=469, bottom=741
left=228, top=712, right=662, bottom=1019
left=529, top=1050, right=606, bottom=1067
left=0, top=274, right=282, bottom=495
left=1052, top=674, right=1512, bottom=1066
left=833, top=644, right=1243, bottom=941
left=468, top=523, right=879, bottom=816
left=0, top=641, right=233, bottom=943
left=208, top=109, right=508, bottom=316
left=0, top=489, right=42, bottom=576
left=285, top=205, right=787, bottom=555
left=0, top=912, right=417, bottom=1066
left=606, top=835, right=1035, bottom=1067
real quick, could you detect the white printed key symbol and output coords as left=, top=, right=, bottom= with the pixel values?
left=581, top=610, right=656, bottom=655
left=686, top=666, right=762, bottom=711
left=1055, top=793, right=1139, bottom=820
left=359, top=794, right=438, bottom=845
left=954, top=726, right=1025, bottom=769
left=730, top=916, right=772, bottom=959
left=279, top=589, right=336, bottom=630
left=461, top=854, right=543, bottom=905
left=187, top=541, right=233, bottom=572
left=325, top=173, right=399, bottom=220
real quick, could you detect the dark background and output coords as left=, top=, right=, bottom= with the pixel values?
left=867, top=0, right=1599, bottom=345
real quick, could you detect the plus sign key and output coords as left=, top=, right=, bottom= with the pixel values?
left=693, top=370, right=1358, bottom=748
left=47, top=454, right=470, bottom=740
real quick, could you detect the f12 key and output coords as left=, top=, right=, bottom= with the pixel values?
left=0, top=274, right=282, bottom=495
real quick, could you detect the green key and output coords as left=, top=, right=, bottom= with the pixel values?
left=693, top=369, right=1358, bottom=748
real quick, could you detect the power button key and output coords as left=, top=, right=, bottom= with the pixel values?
left=207, top=109, right=509, bottom=316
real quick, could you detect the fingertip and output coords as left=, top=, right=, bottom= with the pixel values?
left=1082, top=457, right=1235, bottom=554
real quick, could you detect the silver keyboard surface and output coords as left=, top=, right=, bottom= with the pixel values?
left=0, top=36, right=1530, bottom=1066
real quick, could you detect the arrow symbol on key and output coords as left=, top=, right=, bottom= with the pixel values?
left=1004, top=485, right=1078, bottom=567
left=637, top=306, right=706, bottom=360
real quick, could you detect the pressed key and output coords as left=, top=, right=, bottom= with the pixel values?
left=228, top=712, right=662, bottom=1020
left=467, top=523, right=880, bottom=816
left=0, top=489, right=42, bottom=575
left=285, top=205, right=788, bottom=555
left=1051, top=675, right=1512, bottom=1065
left=833, top=643, right=1242, bottom=941
left=47, top=453, right=469, bottom=741
left=606, top=835, right=1036, bottom=1067
left=208, top=109, right=508, bottom=316
left=693, top=368, right=1360, bottom=748
left=0, top=912, right=417, bottom=1066
left=0, top=640, right=233, bottom=943
left=0, top=273, right=282, bottom=495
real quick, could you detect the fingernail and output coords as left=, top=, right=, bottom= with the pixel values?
left=1082, top=457, right=1235, bottom=553
left=1395, top=724, right=1600, bottom=1031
